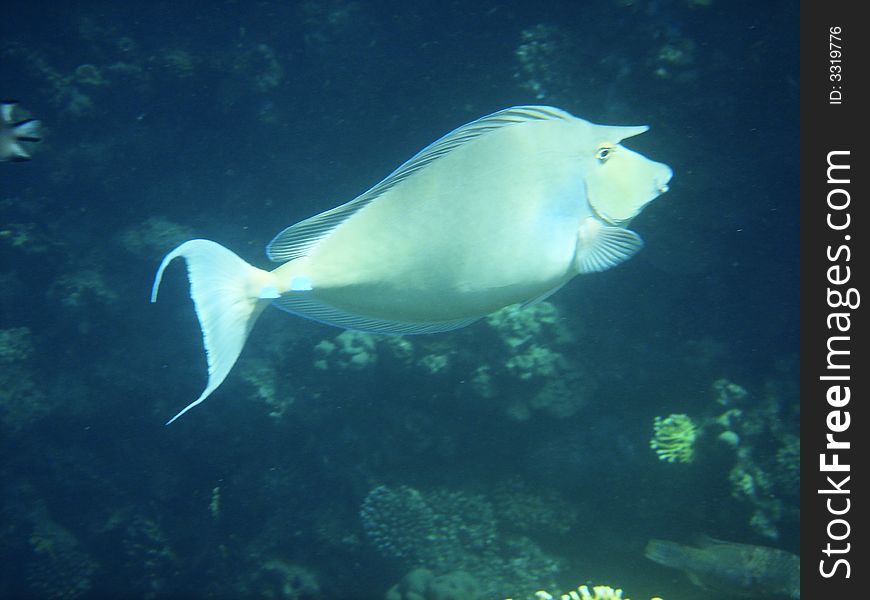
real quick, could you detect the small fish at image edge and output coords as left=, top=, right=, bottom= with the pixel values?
left=0, top=100, right=42, bottom=162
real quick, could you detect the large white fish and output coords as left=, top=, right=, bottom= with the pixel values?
left=153, top=106, right=672, bottom=423
left=0, top=100, right=41, bottom=162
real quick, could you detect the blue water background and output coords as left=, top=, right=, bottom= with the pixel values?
left=1, top=1, right=797, bottom=598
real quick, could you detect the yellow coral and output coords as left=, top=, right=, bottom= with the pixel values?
left=650, top=413, right=697, bottom=463
left=517, top=583, right=662, bottom=600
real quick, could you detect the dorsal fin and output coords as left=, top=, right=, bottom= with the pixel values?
left=266, top=106, right=571, bottom=263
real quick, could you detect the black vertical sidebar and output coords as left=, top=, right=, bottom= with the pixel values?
left=800, top=0, right=866, bottom=597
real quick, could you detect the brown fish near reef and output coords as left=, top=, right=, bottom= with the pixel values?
left=645, top=537, right=800, bottom=598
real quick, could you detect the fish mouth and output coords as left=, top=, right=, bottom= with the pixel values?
left=655, top=166, right=674, bottom=195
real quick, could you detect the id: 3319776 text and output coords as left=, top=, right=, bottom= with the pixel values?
left=829, top=26, right=843, bottom=105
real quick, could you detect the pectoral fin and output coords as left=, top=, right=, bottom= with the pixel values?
left=573, top=217, right=643, bottom=274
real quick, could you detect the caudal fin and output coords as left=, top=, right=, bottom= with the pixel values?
left=151, top=239, right=278, bottom=424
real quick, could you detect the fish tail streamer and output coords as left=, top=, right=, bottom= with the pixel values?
left=151, top=239, right=275, bottom=424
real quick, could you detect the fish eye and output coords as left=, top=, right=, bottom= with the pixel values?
left=595, top=146, right=614, bottom=162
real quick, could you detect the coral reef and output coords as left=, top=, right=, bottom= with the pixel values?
left=482, top=302, right=591, bottom=421
left=314, top=330, right=378, bottom=370
left=307, top=301, right=590, bottom=422
left=0, top=327, right=50, bottom=429
left=709, top=378, right=799, bottom=539
left=513, top=24, right=574, bottom=101
left=0, top=326, right=33, bottom=363
left=490, top=479, right=578, bottom=538
left=119, top=515, right=176, bottom=598
left=51, top=269, right=118, bottom=308
left=505, top=344, right=563, bottom=380
left=159, top=48, right=199, bottom=78
left=118, top=216, right=197, bottom=261
left=712, top=378, right=749, bottom=406
left=253, top=559, right=320, bottom=599
left=240, top=359, right=294, bottom=420
left=485, top=302, right=564, bottom=349
left=2, top=43, right=130, bottom=116
left=361, top=485, right=474, bottom=566
left=418, top=352, right=450, bottom=374
left=650, top=37, right=697, bottom=82
left=313, top=329, right=417, bottom=372
left=298, top=0, right=364, bottom=54
left=360, top=484, right=561, bottom=598
left=25, top=500, right=99, bottom=600
left=650, top=377, right=799, bottom=539
left=73, top=63, right=107, bottom=86
left=0, top=222, right=54, bottom=253
left=232, top=44, right=285, bottom=93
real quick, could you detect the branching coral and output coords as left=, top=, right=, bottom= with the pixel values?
left=360, top=484, right=561, bottom=598
left=649, top=413, right=698, bottom=463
